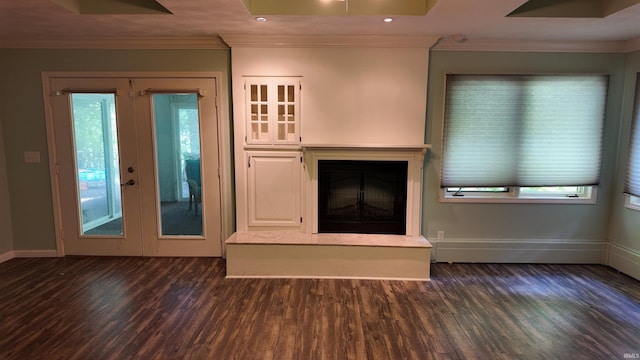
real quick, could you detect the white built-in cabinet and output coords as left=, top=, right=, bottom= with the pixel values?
left=247, top=151, right=302, bottom=227
left=245, top=77, right=301, bottom=145
left=243, top=76, right=303, bottom=229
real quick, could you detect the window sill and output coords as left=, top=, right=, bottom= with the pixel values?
left=440, top=190, right=597, bottom=204
left=440, top=196, right=596, bottom=204
left=625, top=195, right=640, bottom=211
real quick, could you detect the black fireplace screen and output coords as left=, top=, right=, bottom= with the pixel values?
left=318, top=160, right=408, bottom=235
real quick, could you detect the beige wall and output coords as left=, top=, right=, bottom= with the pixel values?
left=0, top=46, right=638, bottom=277
left=0, top=48, right=232, bottom=252
left=0, top=119, right=13, bottom=254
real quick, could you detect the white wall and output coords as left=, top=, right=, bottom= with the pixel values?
left=231, top=47, right=430, bottom=146
left=230, top=45, right=432, bottom=231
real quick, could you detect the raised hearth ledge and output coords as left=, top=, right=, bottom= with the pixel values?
left=226, top=231, right=432, bottom=248
left=225, top=231, right=432, bottom=280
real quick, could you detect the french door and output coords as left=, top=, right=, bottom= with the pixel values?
left=47, top=74, right=222, bottom=256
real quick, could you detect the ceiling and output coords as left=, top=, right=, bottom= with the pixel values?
left=1, top=0, right=639, bottom=47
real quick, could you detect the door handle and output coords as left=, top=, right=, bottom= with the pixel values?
left=121, top=179, right=135, bottom=187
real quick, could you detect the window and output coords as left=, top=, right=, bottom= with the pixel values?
left=441, top=74, right=608, bottom=203
left=627, top=195, right=640, bottom=211
left=625, top=73, right=640, bottom=211
left=443, top=186, right=594, bottom=203
left=176, top=100, right=200, bottom=200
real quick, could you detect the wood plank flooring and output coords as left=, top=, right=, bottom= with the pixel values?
left=1, top=257, right=639, bottom=359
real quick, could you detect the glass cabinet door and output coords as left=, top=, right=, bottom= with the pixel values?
left=245, top=77, right=300, bottom=145
left=248, top=83, right=270, bottom=142
left=277, top=83, right=297, bottom=142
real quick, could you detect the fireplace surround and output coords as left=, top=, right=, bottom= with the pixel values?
left=226, top=144, right=433, bottom=280
left=303, top=144, right=429, bottom=237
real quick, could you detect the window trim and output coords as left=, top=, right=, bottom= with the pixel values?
left=626, top=195, right=640, bottom=211
left=624, top=73, right=640, bottom=209
left=440, top=186, right=597, bottom=204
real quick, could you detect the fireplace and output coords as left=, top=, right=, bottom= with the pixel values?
left=318, top=160, right=408, bottom=235
left=303, top=144, right=429, bottom=237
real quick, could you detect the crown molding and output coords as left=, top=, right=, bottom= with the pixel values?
left=0, top=37, right=229, bottom=49
left=432, top=37, right=632, bottom=53
left=2, top=34, right=637, bottom=53
left=625, top=37, right=640, bottom=53
left=219, top=34, right=440, bottom=48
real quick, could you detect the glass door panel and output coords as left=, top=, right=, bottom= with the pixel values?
left=70, top=93, right=124, bottom=236
left=152, top=93, right=203, bottom=236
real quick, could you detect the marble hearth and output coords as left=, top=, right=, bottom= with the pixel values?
left=226, top=231, right=432, bottom=280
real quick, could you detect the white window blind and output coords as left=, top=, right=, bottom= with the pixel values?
left=441, top=74, right=608, bottom=188
left=624, top=74, right=640, bottom=197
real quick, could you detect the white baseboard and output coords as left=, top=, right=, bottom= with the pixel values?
left=0, top=249, right=59, bottom=263
left=434, top=239, right=607, bottom=264
left=608, top=243, right=640, bottom=281
left=0, top=251, right=13, bottom=264
left=14, top=249, right=59, bottom=258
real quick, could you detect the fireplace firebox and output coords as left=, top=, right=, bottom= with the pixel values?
left=318, top=160, right=408, bottom=235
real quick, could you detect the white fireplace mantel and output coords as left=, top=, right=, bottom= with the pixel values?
left=302, top=143, right=431, bottom=237
left=301, top=143, right=431, bottom=153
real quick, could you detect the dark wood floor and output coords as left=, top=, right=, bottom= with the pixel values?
left=1, top=258, right=639, bottom=360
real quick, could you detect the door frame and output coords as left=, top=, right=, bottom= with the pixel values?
left=42, top=71, right=233, bottom=257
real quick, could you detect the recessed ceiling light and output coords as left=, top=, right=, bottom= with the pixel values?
left=383, top=17, right=393, bottom=23
left=255, top=17, right=267, bottom=22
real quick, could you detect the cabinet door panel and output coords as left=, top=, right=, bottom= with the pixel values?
left=248, top=152, right=301, bottom=227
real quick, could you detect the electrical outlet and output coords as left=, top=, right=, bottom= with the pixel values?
left=437, top=231, right=445, bottom=240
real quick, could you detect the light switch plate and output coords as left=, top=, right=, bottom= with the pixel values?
left=24, top=151, right=41, bottom=163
